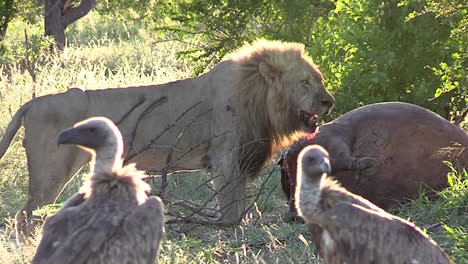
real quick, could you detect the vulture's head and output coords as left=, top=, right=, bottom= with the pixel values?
left=298, top=145, right=331, bottom=181
left=58, top=117, right=123, bottom=172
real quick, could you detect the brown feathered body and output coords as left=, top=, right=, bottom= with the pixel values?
left=296, top=145, right=453, bottom=264
left=32, top=117, right=164, bottom=264
left=32, top=165, right=164, bottom=264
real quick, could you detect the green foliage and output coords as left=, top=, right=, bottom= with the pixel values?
left=423, top=0, right=468, bottom=124
left=97, top=0, right=161, bottom=21
left=152, top=0, right=467, bottom=120
left=155, top=0, right=262, bottom=73
left=154, top=0, right=335, bottom=73
left=0, top=18, right=46, bottom=65
left=308, top=0, right=467, bottom=119
left=0, top=0, right=41, bottom=55
left=24, top=34, right=53, bottom=63
left=0, top=0, right=15, bottom=38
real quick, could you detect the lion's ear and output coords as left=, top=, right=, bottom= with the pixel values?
left=259, top=61, right=279, bottom=85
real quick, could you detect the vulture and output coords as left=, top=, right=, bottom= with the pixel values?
left=32, top=117, right=164, bottom=264
left=296, top=145, right=453, bottom=264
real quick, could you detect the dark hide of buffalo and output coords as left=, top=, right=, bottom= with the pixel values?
left=279, top=102, right=468, bottom=220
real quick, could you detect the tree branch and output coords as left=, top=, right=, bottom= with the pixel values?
left=62, top=0, right=96, bottom=28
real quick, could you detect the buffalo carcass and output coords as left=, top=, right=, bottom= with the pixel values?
left=279, top=102, right=468, bottom=220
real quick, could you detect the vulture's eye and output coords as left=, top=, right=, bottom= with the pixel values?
left=89, top=128, right=96, bottom=133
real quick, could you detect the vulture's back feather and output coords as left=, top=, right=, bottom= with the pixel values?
left=32, top=167, right=164, bottom=264
left=320, top=202, right=451, bottom=264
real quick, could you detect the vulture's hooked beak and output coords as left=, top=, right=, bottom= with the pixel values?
left=57, top=127, right=80, bottom=146
left=320, top=157, right=331, bottom=174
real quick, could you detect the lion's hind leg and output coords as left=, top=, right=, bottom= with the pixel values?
left=15, top=138, right=90, bottom=242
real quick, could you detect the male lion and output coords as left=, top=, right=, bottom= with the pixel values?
left=0, top=39, right=334, bottom=239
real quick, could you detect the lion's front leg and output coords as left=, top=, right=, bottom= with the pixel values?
left=208, top=145, right=247, bottom=224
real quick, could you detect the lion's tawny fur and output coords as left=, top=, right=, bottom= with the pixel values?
left=235, top=40, right=321, bottom=140
left=232, top=40, right=327, bottom=175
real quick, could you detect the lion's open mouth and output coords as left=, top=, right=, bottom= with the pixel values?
left=299, top=110, right=320, bottom=133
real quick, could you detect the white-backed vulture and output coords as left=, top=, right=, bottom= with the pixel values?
left=32, top=117, right=164, bottom=264
left=296, top=145, right=453, bottom=264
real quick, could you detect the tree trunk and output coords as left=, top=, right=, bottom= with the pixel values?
left=44, top=0, right=96, bottom=49
left=0, top=0, right=15, bottom=49
left=44, top=0, right=66, bottom=49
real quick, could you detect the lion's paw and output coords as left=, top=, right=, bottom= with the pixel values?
left=356, top=157, right=379, bottom=177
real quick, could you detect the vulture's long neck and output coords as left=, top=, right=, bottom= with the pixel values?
left=92, top=137, right=123, bottom=176
left=296, top=172, right=324, bottom=223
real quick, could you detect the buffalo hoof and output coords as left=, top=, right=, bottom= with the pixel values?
left=356, top=157, right=379, bottom=177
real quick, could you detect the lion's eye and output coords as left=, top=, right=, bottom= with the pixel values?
left=301, top=79, right=310, bottom=86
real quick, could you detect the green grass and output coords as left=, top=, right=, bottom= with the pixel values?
left=0, top=11, right=467, bottom=264
left=394, top=162, right=468, bottom=262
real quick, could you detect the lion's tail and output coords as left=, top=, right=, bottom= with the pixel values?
left=0, top=101, right=32, bottom=160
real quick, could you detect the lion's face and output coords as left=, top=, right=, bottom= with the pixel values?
left=285, top=61, right=334, bottom=133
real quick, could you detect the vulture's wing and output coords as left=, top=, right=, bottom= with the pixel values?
left=323, top=202, right=452, bottom=264
left=34, top=207, right=128, bottom=264
left=118, top=196, right=165, bottom=264
left=32, top=193, right=87, bottom=264
left=61, top=192, right=86, bottom=208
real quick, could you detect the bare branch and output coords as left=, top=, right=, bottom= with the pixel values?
left=114, top=97, right=147, bottom=126
left=167, top=199, right=219, bottom=218
left=165, top=216, right=235, bottom=226
left=149, top=130, right=229, bottom=175
left=23, top=29, right=37, bottom=99
left=62, top=0, right=97, bottom=28
left=158, top=102, right=208, bottom=194
left=242, top=167, right=276, bottom=219
left=124, top=101, right=205, bottom=163
left=123, top=96, right=168, bottom=161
